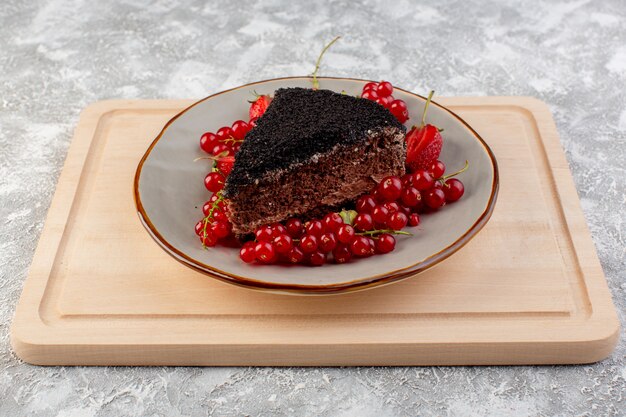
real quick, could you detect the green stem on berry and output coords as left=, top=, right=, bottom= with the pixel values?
left=194, top=155, right=229, bottom=176
left=201, top=191, right=225, bottom=248
left=220, top=136, right=243, bottom=145
left=311, top=36, right=341, bottom=90
left=357, top=229, right=412, bottom=237
left=420, top=90, right=435, bottom=127
left=194, top=149, right=231, bottom=164
left=194, top=154, right=228, bottom=163
left=247, top=90, right=263, bottom=103
left=438, top=160, right=469, bottom=184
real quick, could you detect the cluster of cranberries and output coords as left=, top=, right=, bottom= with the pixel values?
left=239, top=159, right=466, bottom=266
left=241, top=211, right=404, bottom=266
left=194, top=118, right=261, bottom=247
left=361, top=81, right=409, bottom=123
left=200, top=118, right=259, bottom=157
left=194, top=192, right=232, bottom=247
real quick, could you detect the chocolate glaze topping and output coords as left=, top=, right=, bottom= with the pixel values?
left=223, top=87, right=406, bottom=197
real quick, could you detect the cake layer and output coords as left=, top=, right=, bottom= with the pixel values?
left=227, top=127, right=406, bottom=236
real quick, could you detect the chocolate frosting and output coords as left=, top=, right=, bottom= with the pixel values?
left=223, top=87, right=405, bottom=197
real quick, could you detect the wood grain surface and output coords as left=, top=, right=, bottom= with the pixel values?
left=10, top=98, right=620, bottom=366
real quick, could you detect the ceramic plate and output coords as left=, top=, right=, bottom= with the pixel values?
left=134, top=77, right=498, bottom=294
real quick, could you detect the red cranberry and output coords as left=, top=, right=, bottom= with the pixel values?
left=356, top=195, right=377, bottom=213
left=376, top=81, right=393, bottom=97
left=270, top=223, right=288, bottom=238
left=204, top=172, right=225, bottom=192
left=389, top=99, right=409, bottom=123
left=388, top=212, right=408, bottom=230
left=200, top=132, right=218, bottom=153
left=378, top=176, right=403, bottom=201
left=382, top=201, right=400, bottom=213
left=299, top=234, right=318, bottom=253
left=323, top=213, right=344, bottom=233
left=375, top=233, right=396, bottom=253
left=286, top=246, right=305, bottom=264
left=400, top=187, right=421, bottom=207
left=273, top=234, right=293, bottom=254
left=398, top=205, right=412, bottom=217
left=332, top=244, right=352, bottom=263
left=371, top=205, right=390, bottom=225
left=239, top=242, right=256, bottom=263
left=337, top=224, right=356, bottom=244
left=254, top=241, right=276, bottom=264
left=200, top=231, right=217, bottom=247
left=443, top=178, right=465, bottom=202
left=216, top=126, right=234, bottom=140
left=371, top=188, right=386, bottom=203
left=210, top=143, right=232, bottom=157
left=401, top=174, right=413, bottom=187
left=412, top=170, right=434, bottom=191
left=217, top=156, right=235, bottom=176
left=353, top=213, right=374, bottom=231
left=319, top=232, right=338, bottom=253
left=202, top=201, right=212, bottom=216
left=255, top=225, right=274, bottom=242
left=308, top=251, right=326, bottom=266
left=210, top=220, right=231, bottom=239
left=424, top=188, right=446, bottom=209
left=285, top=218, right=304, bottom=238
left=362, top=82, right=378, bottom=92
left=361, top=90, right=379, bottom=101
left=430, top=160, right=446, bottom=179
left=213, top=210, right=228, bottom=223
left=375, top=96, right=391, bottom=108
left=350, top=236, right=371, bottom=257
left=305, top=220, right=324, bottom=237
left=195, top=220, right=206, bottom=236
left=231, top=120, right=250, bottom=140
left=366, top=238, right=376, bottom=256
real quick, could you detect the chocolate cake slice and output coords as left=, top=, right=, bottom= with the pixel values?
left=223, top=87, right=407, bottom=236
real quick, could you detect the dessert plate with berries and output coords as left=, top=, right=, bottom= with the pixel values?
left=134, top=75, right=498, bottom=294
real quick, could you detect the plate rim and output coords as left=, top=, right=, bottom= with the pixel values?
left=133, top=76, right=500, bottom=294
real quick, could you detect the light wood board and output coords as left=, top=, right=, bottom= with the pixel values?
left=11, top=98, right=620, bottom=366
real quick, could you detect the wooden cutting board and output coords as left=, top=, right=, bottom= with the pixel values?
left=11, top=98, right=619, bottom=366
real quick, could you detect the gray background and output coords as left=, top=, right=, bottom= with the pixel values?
left=1, top=0, right=625, bottom=415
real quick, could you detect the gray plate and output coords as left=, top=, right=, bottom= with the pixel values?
left=134, top=77, right=499, bottom=295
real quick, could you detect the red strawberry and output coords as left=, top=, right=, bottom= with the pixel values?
left=405, top=91, right=443, bottom=172
left=216, top=155, right=235, bottom=176
left=249, top=94, right=272, bottom=119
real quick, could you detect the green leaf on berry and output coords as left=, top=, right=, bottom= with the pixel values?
left=247, top=90, right=262, bottom=103
left=338, top=209, right=357, bottom=225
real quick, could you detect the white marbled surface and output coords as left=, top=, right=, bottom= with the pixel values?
left=1, top=0, right=625, bottom=416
